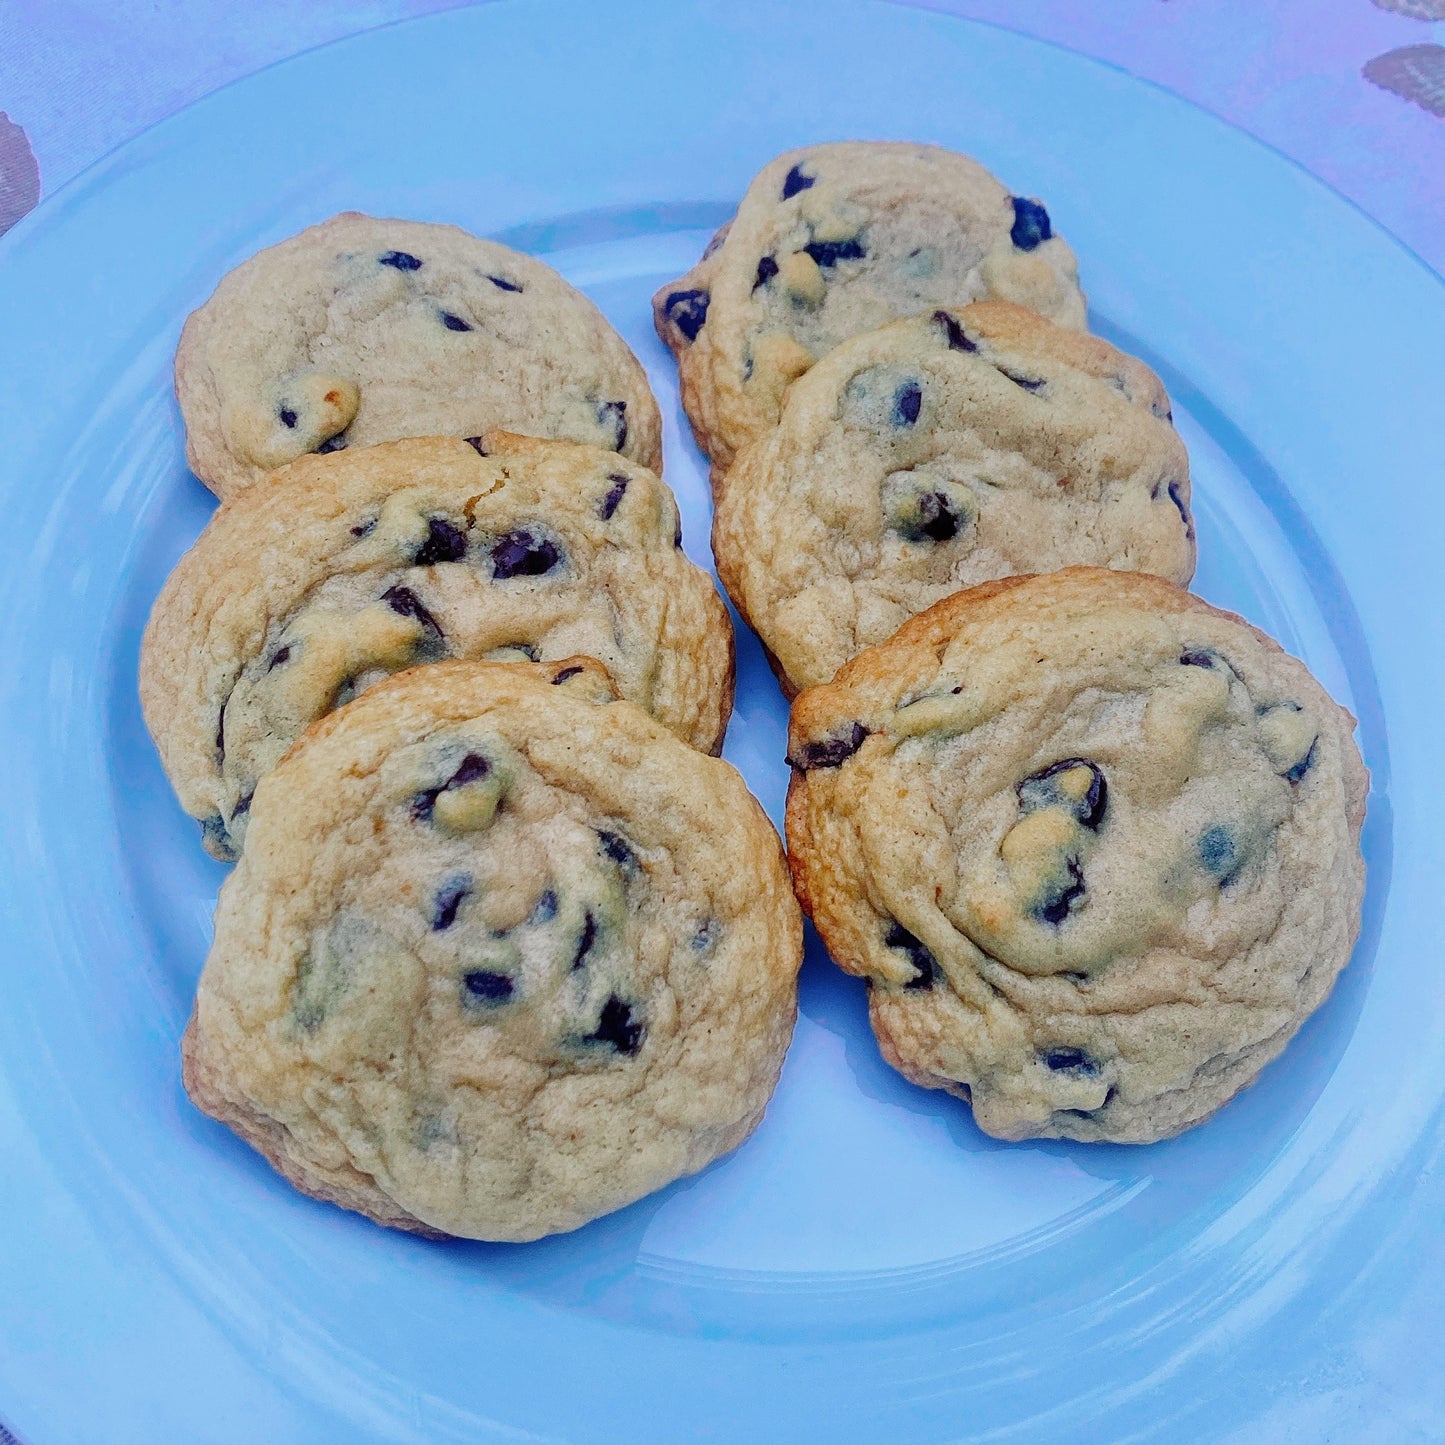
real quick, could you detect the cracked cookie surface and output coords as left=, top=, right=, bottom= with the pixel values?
left=183, top=658, right=801, bottom=1241
left=177, top=212, right=661, bottom=496
left=786, top=569, right=1367, bottom=1143
left=141, top=433, right=732, bottom=859
left=714, top=302, right=1193, bottom=694
left=652, top=142, right=1087, bottom=473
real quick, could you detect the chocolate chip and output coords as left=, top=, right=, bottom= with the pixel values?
left=378, top=250, right=423, bottom=271
left=1009, top=197, right=1053, bottom=252
left=597, top=830, right=638, bottom=878
left=267, top=644, right=292, bottom=671
left=490, top=530, right=562, bottom=580
left=463, top=971, right=513, bottom=1003
left=587, top=995, right=644, bottom=1054
left=933, top=309, right=977, bottom=352
left=803, top=237, right=866, bottom=268
left=1198, top=825, right=1242, bottom=886
left=1033, top=859, right=1086, bottom=926
left=753, top=255, right=779, bottom=291
left=663, top=288, right=709, bottom=342
left=279, top=407, right=298, bottom=429
left=599, top=473, right=629, bottom=520
left=315, top=432, right=348, bottom=454
left=1285, top=738, right=1318, bottom=784
left=488, top=274, right=522, bottom=292
left=893, top=381, right=923, bottom=426
left=432, top=876, right=471, bottom=930
left=1180, top=650, right=1216, bottom=669
left=412, top=752, right=490, bottom=821
left=790, top=722, right=868, bottom=770
left=1043, top=1047, right=1097, bottom=1073
left=551, top=665, right=584, bottom=684
left=596, top=400, right=628, bottom=451
left=414, top=517, right=468, bottom=566
left=381, top=585, right=442, bottom=636
left=884, top=921, right=938, bottom=990
left=463, top=436, right=488, bottom=456
left=1167, top=481, right=1193, bottom=542
left=440, top=310, right=473, bottom=332
left=782, top=164, right=815, bottom=199
left=999, top=367, right=1045, bottom=393
left=573, top=911, right=598, bottom=970
left=916, top=492, right=962, bottom=542
left=1018, top=759, right=1108, bottom=831
left=350, top=517, right=376, bottom=537
left=232, top=790, right=254, bottom=819
left=529, top=889, right=557, bottom=925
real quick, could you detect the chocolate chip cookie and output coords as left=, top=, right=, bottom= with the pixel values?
left=141, top=433, right=732, bottom=859
left=653, top=141, right=1087, bottom=474
left=177, top=212, right=662, bottom=496
left=182, top=657, right=802, bottom=1241
left=786, top=568, right=1368, bottom=1144
left=714, top=302, right=1193, bottom=695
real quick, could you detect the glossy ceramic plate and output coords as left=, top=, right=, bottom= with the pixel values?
left=2, top=2, right=1443, bottom=1440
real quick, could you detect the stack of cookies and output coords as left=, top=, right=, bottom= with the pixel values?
left=142, top=214, right=803, bottom=1241
left=652, top=142, right=1367, bottom=1146
left=142, top=142, right=1367, bottom=1243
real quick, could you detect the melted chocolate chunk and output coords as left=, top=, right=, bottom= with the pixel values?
left=267, top=644, right=292, bottom=671
left=463, top=971, right=513, bottom=1003
left=414, top=517, right=468, bottom=566
left=599, top=472, right=629, bottom=520
left=279, top=407, right=298, bottom=429
left=431, top=876, right=471, bottom=930
left=463, top=436, right=488, bottom=456
left=490, top=530, right=562, bottom=580
left=915, top=492, right=962, bottom=542
left=381, top=585, right=443, bottom=636
left=663, top=288, right=709, bottom=342
left=1009, top=197, right=1053, bottom=252
left=378, top=250, right=423, bottom=271
left=933, top=309, right=977, bottom=353
left=488, top=274, right=522, bottom=292
left=781, top=163, right=815, bottom=199
left=884, top=921, right=939, bottom=990
left=753, top=255, right=779, bottom=291
left=999, top=367, right=1045, bottom=393
left=350, top=517, right=376, bottom=537
left=803, top=237, right=866, bottom=268
left=315, top=432, right=348, bottom=454
left=1017, top=759, right=1108, bottom=831
left=551, top=665, right=584, bottom=685
left=1198, top=825, right=1243, bottom=886
left=1167, top=480, right=1194, bottom=542
left=1180, top=650, right=1216, bottom=669
left=439, top=310, right=473, bottom=332
left=596, top=400, right=628, bottom=450
left=790, top=722, right=868, bottom=771
left=893, top=381, right=923, bottom=426
left=1285, top=738, right=1318, bottom=784
left=1034, top=858, right=1086, bottom=926
left=587, top=995, right=644, bottom=1054
left=411, top=752, right=490, bottom=822
left=597, top=830, right=638, bottom=879
left=573, top=910, right=598, bottom=970
left=1043, top=1047, right=1097, bottom=1074
left=529, top=888, right=558, bottom=924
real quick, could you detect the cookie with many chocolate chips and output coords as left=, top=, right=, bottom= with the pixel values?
left=183, top=658, right=802, bottom=1241
left=176, top=212, right=661, bottom=496
left=140, top=433, right=732, bottom=859
left=653, top=141, right=1087, bottom=474
left=714, top=302, right=1193, bottom=695
left=786, top=569, right=1367, bottom=1144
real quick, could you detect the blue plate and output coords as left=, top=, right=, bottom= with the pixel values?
left=1, top=2, right=1442, bottom=1439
